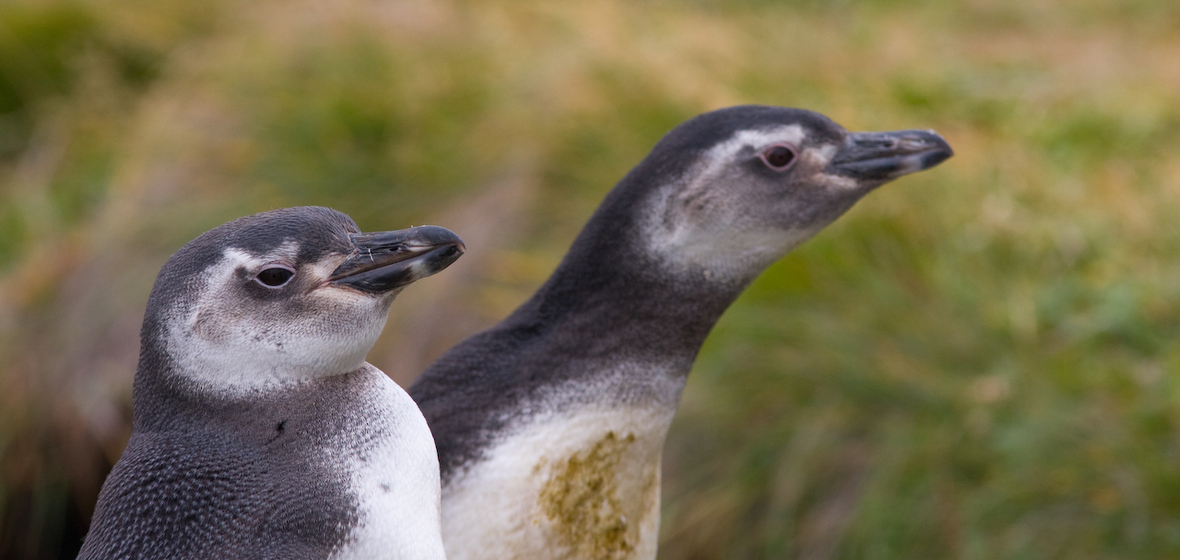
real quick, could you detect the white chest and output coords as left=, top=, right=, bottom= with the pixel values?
left=439, top=406, right=676, bottom=560
left=330, top=368, right=446, bottom=560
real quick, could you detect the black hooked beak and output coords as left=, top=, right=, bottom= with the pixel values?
left=329, top=225, right=465, bottom=293
left=826, top=129, right=953, bottom=182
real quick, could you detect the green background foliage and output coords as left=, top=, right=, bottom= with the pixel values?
left=1, top=0, right=1177, bottom=558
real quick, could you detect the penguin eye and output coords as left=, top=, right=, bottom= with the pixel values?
left=760, top=144, right=797, bottom=171
left=255, top=266, right=295, bottom=288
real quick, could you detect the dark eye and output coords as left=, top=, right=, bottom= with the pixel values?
left=255, top=267, right=295, bottom=288
left=760, top=144, right=797, bottom=170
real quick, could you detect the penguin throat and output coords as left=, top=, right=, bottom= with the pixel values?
left=514, top=252, right=742, bottom=364
left=146, top=308, right=384, bottom=395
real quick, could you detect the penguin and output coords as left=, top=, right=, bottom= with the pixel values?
left=409, top=106, right=953, bottom=560
left=78, top=206, right=464, bottom=560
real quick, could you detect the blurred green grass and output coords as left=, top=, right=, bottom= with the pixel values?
left=2, top=0, right=1179, bottom=558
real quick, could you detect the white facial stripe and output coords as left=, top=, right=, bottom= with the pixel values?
left=800, top=142, right=863, bottom=192
left=222, top=239, right=301, bottom=272
left=704, top=124, right=806, bottom=162
left=640, top=124, right=832, bottom=280
left=161, top=242, right=392, bottom=394
left=806, top=143, right=839, bottom=167
left=306, top=255, right=343, bottom=284
left=817, top=173, right=859, bottom=190
left=683, top=125, right=809, bottom=197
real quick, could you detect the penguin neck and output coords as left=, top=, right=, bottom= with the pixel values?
left=504, top=206, right=750, bottom=371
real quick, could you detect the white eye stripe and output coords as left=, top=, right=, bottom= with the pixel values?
left=219, top=243, right=305, bottom=288
left=703, top=125, right=806, bottom=164
left=224, top=240, right=300, bottom=263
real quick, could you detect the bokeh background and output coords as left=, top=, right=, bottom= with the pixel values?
left=1, top=0, right=1178, bottom=558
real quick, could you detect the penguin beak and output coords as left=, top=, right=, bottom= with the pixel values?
left=328, top=225, right=465, bottom=293
left=826, top=129, right=953, bottom=182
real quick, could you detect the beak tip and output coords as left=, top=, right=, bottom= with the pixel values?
left=919, top=133, right=954, bottom=170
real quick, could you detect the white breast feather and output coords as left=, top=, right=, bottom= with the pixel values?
left=440, top=405, right=676, bottom=560
left=331, top=366, right=446, bottom=560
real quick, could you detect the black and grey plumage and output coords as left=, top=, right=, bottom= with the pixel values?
left=409, top=105, right=953, bottom=560
left=78, top=206, right=464, bottom=560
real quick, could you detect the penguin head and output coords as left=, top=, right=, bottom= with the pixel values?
left=141, top=206, right=464, bottom=392
left=624, top=105, right=952, bottom=282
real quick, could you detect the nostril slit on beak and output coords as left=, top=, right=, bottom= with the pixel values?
left=861, top=137, right=897, bottom=148
left=899, top=137, right=929, bottom=150
left=374, top=244, right=407, bottom=255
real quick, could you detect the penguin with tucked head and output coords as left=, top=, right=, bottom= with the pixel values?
left=409, top=106, right=953, bottom=560
left=79, top=206, right=464, bottom=560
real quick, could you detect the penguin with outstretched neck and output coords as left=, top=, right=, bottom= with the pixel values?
left=410, top=106, right=953, bottom=560
left=79, top=206, right=464, bottom=560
